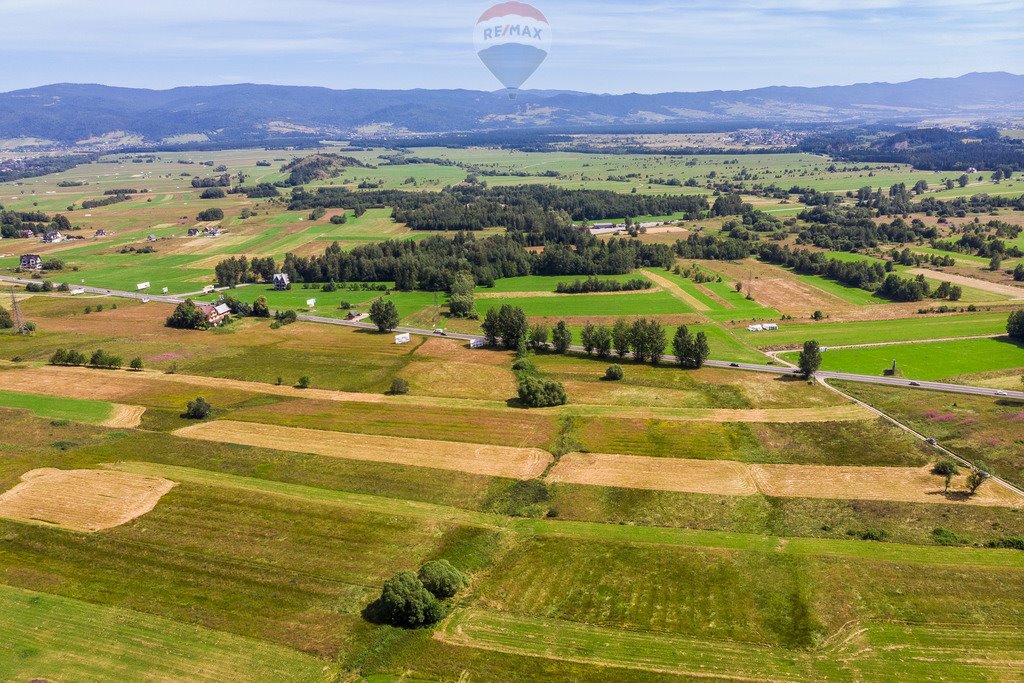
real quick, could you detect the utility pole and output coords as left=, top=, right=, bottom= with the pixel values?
left=10, top=287, right=26, bottom=333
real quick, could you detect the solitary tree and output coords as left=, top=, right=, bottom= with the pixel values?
left=448, top=271, right=477, bottom=319
left=611, top=318, right=632, bottom=359
left=798, top=340, right=823, bottom=379
left=369, top=299, right=400, bottom=333
left=551, top=320, right=572, bottom=354
left=129, top=357, right=144, bottom=372
left=1008, top=310, right=1024, bottom=340
left=967, top=466, right=990, bottom=495
left=529, top=324, right=549, bottom=351
left=252, top=296, right=271, bottom=318
left=593, top=325, right=613, bottom=359
left=377, top=571, right=444, bottom=627
left=390, top=378, right=410, bottom=395
left=184, top=396, right=213, bottom=420
left=581, top=322, right=596, bottom=356
left=932, top=460, right=959, bottom=493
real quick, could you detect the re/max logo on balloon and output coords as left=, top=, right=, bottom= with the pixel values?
left=480, top=24, right=544, bottom=42
left=474, top=2, right=552, bottom=94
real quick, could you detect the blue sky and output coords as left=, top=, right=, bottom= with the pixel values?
left=1, top=0, right=1020, bottom=93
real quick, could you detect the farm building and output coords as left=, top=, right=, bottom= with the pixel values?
left=17, top=230, right=34, bottom=239
left=187, top=228, right=200, bottom=237
left=196, top=302, right=231, bottom=327
left=747, top=324, right=764, bottom=332
left=763, top=323, right=779, bottom=331
left=43, top=230, right=64, bottom=244
left=94, top=229, right=108, bottom=237
left=147, top=234, right=158, bottom=242
left=20, top=254, right=42, bottom=270
left=273, top=273, right=290, bottom=291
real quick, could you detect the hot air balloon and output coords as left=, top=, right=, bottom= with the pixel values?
left=474, top=2, right=551, bottom=99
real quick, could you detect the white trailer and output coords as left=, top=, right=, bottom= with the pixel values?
left=395, top=333, right=411, bottom=345
left=136, top=282, right=151, bottom=291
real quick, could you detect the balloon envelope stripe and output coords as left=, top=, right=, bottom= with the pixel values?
left=477, top=1, right=548, bottom=23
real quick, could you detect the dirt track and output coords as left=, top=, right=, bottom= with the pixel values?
left=639, top=270, right=710, bottom=312
left=907, top=268, right=1024, bottom=299
left=102, top=405, right=146, bottom=428
left=174, top=420, right=552, bottom=479
left=0, top=468, right=175, bottom=532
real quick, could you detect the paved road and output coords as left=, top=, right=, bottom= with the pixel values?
left=6, top=275, right=1022, bottom=401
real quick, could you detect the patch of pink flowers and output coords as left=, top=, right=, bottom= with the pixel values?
left=150, top=353, right=180, bottom=361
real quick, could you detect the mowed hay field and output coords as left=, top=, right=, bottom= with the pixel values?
left=174, top=420, right=552, bottom=479
left=0, top=468, right=175, bottom=532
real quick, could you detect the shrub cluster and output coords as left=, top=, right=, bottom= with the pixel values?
left=373, top=560, right=468, bottom=628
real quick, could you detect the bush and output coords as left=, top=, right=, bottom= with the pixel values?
left=196, top=208, right=224, bottom=222
left=252, top=296, right=271, bottom=318
left=296, top=376, right=311, bottom=389
left=986, top=537, right=1024, bottom=551
left=389, top=378, right=410, bottom=395
left=200, top=187, right=226, bottom=199
left=604, top=364, right=624, bottom=381
left=417, top=560, right=469, bottom=599
left=166, top=300, right=208, bottom=330
left=931, top=527, right=965, bottom=546
left=376, top=571, right=445, bottom=627
left=184, top=397, right=212, bottom=420
left=50, top=348, right=87, bottom=366
left=274, top=310, right=297, bottom=325
left=89, top=349, right=123, bottom=369
left=129, top=357, right=144, bottom=372
left=517, top=376, right=568, bottom=408
left=0, top=306, right=12, bottom=329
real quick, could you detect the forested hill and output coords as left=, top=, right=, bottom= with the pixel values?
left=0, top=72, right=1021, bottom=148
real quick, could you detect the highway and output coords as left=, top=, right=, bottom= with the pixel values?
left=4, top=275, right=1022, bottom=401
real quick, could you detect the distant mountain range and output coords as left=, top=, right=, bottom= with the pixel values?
left=0, top=72, right=1021, bottom=150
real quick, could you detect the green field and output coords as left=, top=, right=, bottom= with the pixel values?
left=478, top=290, right=689, bottom=317
left=737, top=312, right=1012, bottom=347
left=0, top=585, right=332, bottom=682
left=786, top=337, right=1024, bottom=380
left=0, top=389, right=114, bottom=424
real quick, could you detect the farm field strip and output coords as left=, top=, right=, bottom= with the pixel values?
left=549, top=454, right=1024, bottom=508
left=441, top=608, right=832, bottom=681
left=737, top=313, right=1013, bottom=348
left=0, top=364, right=871, bottom=424
left=0, top=388, right=117, bottom=424
left=0, top=585, right=334, bottom=683
left=441, top=609, right=1024, bottom=681
left=782, top=337, right=1024, bottom=381
left=905, top=268, right=1024, bottom=299
left=173, top=420, right=553, bottom=479
left=105, top=462, right=1024, bottom=568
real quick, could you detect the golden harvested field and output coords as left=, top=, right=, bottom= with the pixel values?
left=174, top=420, right=552, bottom=479
left=750, top=464, right=1024, bottom=508
left=743, top=277, right=850, bottom=316
left=548, top=453, right=757, bottom=496
left=550, top=454, right=1024, bottom=508
left=0, top=468, right=175, bottom=531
